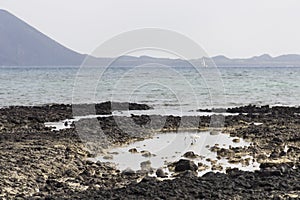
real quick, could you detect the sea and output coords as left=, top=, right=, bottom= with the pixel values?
left=1, top=66, right=299, bottom=113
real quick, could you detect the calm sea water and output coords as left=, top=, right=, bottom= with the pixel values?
left=1, top=66, right=299, bottom=112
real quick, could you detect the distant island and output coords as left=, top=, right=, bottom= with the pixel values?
left=1, top=9, right=300, bottom=67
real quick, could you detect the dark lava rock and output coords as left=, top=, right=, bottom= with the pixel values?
left=174, top=159, right=198, bottom=172
left=156, top=168, right=167, bottom=178
left=260, top=162, right=294, bottom=172
left=183, top=151, right=198, bottom=159
left=272, top=137, right=283, bottom=144
left=226, top=104, right=272, bottom=114
left=128, top=148, right=138, bottom=153
left=140, top=175, right=157, bottom=183
left=2, top=104, right=300, bottom=199
left=173, top=170, right=197, bottom=178
left=279, top=151, right=287, bottom=157
left=141, top=150, right=152, bottom=157
left=269, top=151, right=279, bottom=159
left=121, top=168, right=135, bottom=176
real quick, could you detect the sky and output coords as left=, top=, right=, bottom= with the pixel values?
left=1, top=0, right=300, bottom=58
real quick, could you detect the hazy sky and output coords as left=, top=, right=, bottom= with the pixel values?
left=1, top=0, right=300, bottom=58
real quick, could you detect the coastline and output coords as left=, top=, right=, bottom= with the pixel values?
left=1, top=103, right=300, bottom=199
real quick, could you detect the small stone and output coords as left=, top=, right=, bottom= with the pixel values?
left=103, top=155, right=113, bottom=160
left=198, top=162, right=209, bottom=171
left=109, top=151, right=119, bottom=155
left=128, top=148, right=138, bottom=153
left=228, top=158, right=241, bottom=164
left=256, top=154, right=268, bottom=162
left=141, top=150, right=152, bottom=157
left=183, top=151, right=198, bottom=159
left=241, top=158, right=250, bottom=166
left=211, top=164, right=223, bottom=171
left=156, top=168, right=167, bottom=178
left=279, top=151, right=286, bottom=157
left=122, top=168, right=135, bottom=176
left=210, top=160, right=217, bottom=165
left=269, top=151, right=279, bottom=159
left=210, top=146, right=220, bottom=152
left=232, top=138, right=240, bottom=143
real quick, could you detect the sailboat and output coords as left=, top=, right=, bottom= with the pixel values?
left=202, top=57, right=208, bottom=67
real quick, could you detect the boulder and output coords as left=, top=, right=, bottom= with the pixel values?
left=121, top=168, right=135, bottom=176
left=156, top=168, right=168, bottom=178
left=174, top=159, right=198, bottom=172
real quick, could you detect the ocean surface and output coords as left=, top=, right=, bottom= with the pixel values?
left=1, top=66, right=299, bottom=112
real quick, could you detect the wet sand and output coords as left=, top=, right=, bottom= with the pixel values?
left=1, top=103, right=300, bottom=199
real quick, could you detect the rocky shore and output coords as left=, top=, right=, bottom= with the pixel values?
left=1, top=103, right=300, bottom=199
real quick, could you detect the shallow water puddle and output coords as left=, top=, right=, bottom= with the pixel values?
left=44, top=114, right=111, bottom=131
left=95, top=131, right=260, bottom=177
left=44, top=111, right=238, bottom=131
left=44, top=120, right=74, bottom=131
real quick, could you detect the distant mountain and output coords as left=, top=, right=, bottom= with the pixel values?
left=1, top=9, right=300, bottom=67
left=210, top=54, right=300, bottom=67
left=0, top=9, right=85, bottom=66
